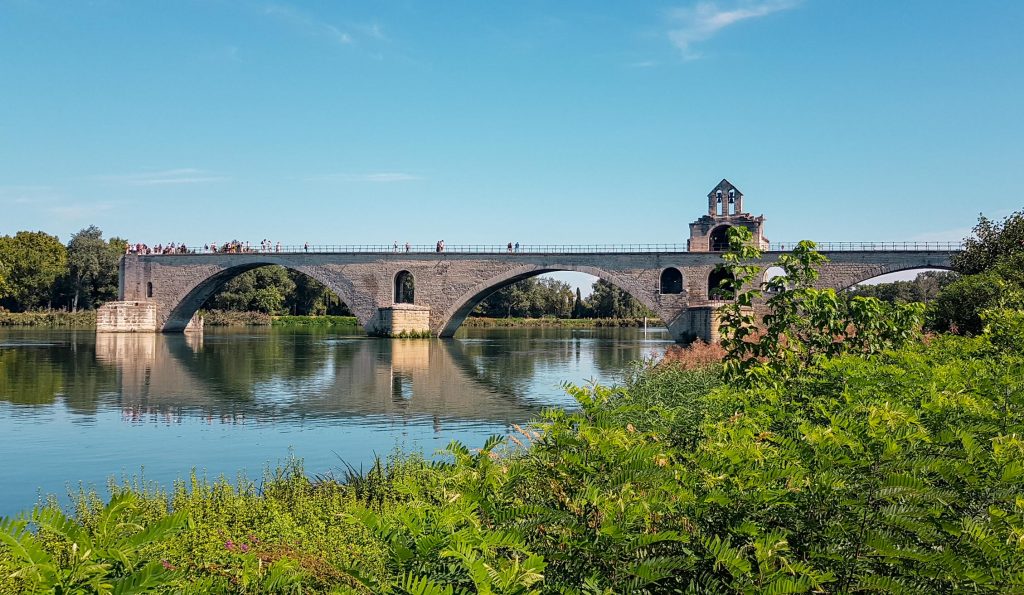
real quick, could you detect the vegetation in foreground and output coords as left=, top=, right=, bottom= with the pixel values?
left=1, top=217, right=1023, bottom=593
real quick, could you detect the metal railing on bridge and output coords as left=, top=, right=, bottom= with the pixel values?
left=130, top=241, right=963, bottom=256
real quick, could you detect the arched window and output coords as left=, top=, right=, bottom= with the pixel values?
left=146, top=282, right=153, bottom=298
left=660, top=268, right=683, bottom=294
left=394, top=270, right=415, bottom=304
left=708, top=268, right=733, bottom=301
left=709, top=225, right=732, bottom=251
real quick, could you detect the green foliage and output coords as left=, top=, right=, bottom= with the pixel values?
left=208, top=266, right=296, bottom=314
left=271, top=315, right=360, bottom=328
left=952, top=209, right=1024, bottom=275
left=0, top=492, right=185, bottom=593
left=476, top=277, right=654, bottom=320
left=930, top=210, right=1024, bottom=334
left=0, top=310, right=96, bottom=328
left=64, top=225, right=125, bottom=311
left=717, top=226, right=925, bottom=386
left=0, top=231, right=68, bottom=312
left=475, top=277, right=576, bottom=319
left=584, top=279, right=655, bottom=319
left=928, top=271, right=1015, bottom=334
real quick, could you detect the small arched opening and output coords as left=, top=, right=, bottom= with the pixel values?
left=762, top=266, right=787, bottom=294
left=394, top=270, right=415, bottom=304
left=709, top=225, right=732, bottom=251
left=708, top=268, right=734, bottom=301
left=146, top=282, right=153, bottom=298
left=660, top=268, right=683, bottom=294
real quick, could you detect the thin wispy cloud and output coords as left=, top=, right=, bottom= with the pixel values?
left=306, top=172, right=423, bottom=183
left=93, top=169, right=229, bottom=186
left=47, top=202, right=115, bottom=221
left=667, top=0, right=800, bottom=59
left=263, top=3, right=353, bottom=46
left=0, top=185, right=59, bottom=205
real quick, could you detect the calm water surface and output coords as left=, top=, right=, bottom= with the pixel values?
left=0, top=326, right=671, bottom=515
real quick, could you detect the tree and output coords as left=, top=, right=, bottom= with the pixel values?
left=572, top=287, right=584, bottom=319
left=849, top=270, right=957, bottom=303
left=64, top=226, right=125, bottom=311
left=928, top=211, right=1024, bottom=333
left=207, top=266, right=296, bottom=314
left=583, top=279, right=652, bottom=318
left=0, top=231, right=68, bottom=311
left=285, top=270, right=351, bottom=315
left=952, top=209, right=1024, bottom=275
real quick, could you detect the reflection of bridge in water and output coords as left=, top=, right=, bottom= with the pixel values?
left=93, top=332, right=605, bottom=426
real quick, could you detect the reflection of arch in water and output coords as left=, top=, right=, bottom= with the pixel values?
left=438, top=264, right=672, bottom=338
left=97, top=331, right=545, bottom=423
left=163, top=263, right=366, bottom=332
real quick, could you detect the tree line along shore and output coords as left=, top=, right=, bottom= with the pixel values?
left=1, top=211, right=1022, bottom=592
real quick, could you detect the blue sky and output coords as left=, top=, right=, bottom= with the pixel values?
left=1, top=0, right=1022, bottom=254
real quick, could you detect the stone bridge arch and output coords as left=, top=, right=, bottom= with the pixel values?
left=436, top=263, right=683, bottom=338
left=127, top=256, right=379, bottom=332
left=812, top=256, right=955, bottom=292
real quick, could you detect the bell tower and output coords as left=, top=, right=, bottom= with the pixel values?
left=687, top=179, right=769, bottom=252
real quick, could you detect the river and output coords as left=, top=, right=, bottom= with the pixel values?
left=0, top=326, right=671, bottom=516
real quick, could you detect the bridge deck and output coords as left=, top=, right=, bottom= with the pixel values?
left=133, top=241, right=962, bottom=256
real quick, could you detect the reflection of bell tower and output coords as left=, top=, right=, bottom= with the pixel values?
left=687, top=179, right=769, bottom=252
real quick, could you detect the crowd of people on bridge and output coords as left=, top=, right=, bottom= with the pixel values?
left=126, top=242, right=192, bottom=255
left=126, top=239, right=540, bottom=256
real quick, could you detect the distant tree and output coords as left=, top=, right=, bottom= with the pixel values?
left=285, top=270, right=352, bottom=315
left=473, top=277, right=576, bottom=318
left=207, top=266, right=296, bottom=314
left=849, top=270, right=958, bottom=304
left=64, top=226, right=126, bottom=311
left=584, top=279, right=652, bottom=318
left=572, top=287, right=584, bottom=319
left=0, top=231, right=68, bottom=311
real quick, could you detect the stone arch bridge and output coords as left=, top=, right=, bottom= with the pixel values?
left=102, top=246, right=955, bottom=342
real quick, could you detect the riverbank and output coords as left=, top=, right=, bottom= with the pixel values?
left=203, top=312, right=361, bottom=328
left=0, top=311, right=96, bottom=328
left=463, top=315, right=663, bottom=328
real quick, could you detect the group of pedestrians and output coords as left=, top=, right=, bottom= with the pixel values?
left=392, top=241, right=412, bottom=252
left=506, top=241, right=521, bottom=253
left=435, top=240, right=446, bottom=252
left=127, top=242, right=191, bottom=255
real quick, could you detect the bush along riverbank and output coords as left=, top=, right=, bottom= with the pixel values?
left=463, top=316, right=664, bottom=328
left=201, top=311, right=360, bottom=328
left=2, top=234, right=1023, bottom=593
left=0, top=310, right=96, bottom=328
